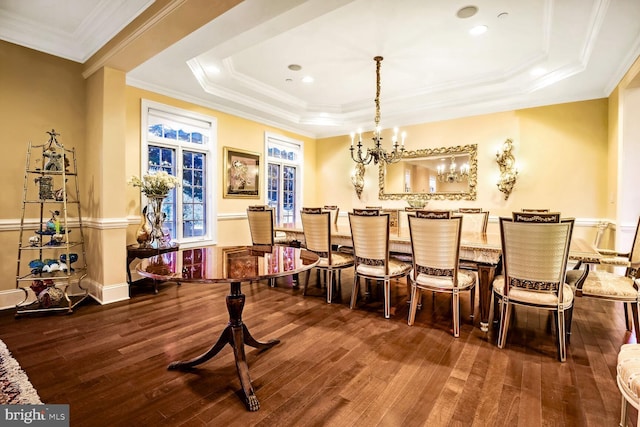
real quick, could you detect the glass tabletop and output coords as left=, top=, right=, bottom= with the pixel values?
left=136, top=245, right=319, bottom=283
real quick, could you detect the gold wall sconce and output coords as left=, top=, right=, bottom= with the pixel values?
left=351, top=163, right=365, bottom=199
left=496, top=138, right=518, bottom=200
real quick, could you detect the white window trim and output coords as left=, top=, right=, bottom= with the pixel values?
left=141, top=99, right=217, bottom=247
left=264, top=132, right=304, bottom=224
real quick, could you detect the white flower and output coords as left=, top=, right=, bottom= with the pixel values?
left=129, top=170, right=180, bottom=197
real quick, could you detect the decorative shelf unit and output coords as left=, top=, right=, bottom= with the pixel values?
left=15, top=129, right=89, bottom=316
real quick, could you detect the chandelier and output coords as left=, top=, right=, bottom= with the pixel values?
left=437, top=156, right=469, bottom=183
left=350, top=56, right=405, bottom=165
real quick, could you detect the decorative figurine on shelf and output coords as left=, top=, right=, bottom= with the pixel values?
left=29, top=235, right=40, bottom=247
left=59, top=253, right=78, bottom=272
left=29, top=259, right=45, bottom=274
left=46, top=210, right=62, bottom=234
left=53, top=179, right=68, bottom=201
left=34, top=176, right=54, bottom=200
left=30, top=279, right=63, bottom=308
left=43, top=150, right=64, bottom=171
left=136, top=206, right=152, bottom=247
left=41, top=258, right=61, bottom=273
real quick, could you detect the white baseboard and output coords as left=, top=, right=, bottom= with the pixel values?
left=84, top=278, right=130, bottom=305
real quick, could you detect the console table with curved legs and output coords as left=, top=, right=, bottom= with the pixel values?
left=136, top=245, right=319, bottom=411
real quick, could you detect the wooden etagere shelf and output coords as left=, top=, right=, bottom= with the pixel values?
left=15, top=129, right=89, bottom=316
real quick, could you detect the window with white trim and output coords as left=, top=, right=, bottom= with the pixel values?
left=264, top=133, right=303, bottom=225
left=141, top=100, right=217, bottom=245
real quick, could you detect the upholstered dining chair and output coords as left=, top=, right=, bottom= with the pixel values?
left=301, top=210, right=354, bottom=303
left=571, top=216, right=640, bottom=341
left=492, top=217, right=575, bottom=361
left=407, top=212, right=476, bottom=337
left=349, top=212, right=412, bottom=318
left=246, top=206, right=286, bottom=286
left=322, top=205, right=340, bottom=225
left=457, top=209, right=489, bottom=234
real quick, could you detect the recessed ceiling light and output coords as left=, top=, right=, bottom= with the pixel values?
left=469, top=25, right=488, bottom=36
left=206, top=65, right=221, bottom=74
left=288, top=64, right=302, bottom=71
left=302, top=76, right=314, bottom=83
left=457, top=6, right=478, bottom=19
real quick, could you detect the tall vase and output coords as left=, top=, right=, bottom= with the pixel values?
left=147, top=195, right=168, bottom=248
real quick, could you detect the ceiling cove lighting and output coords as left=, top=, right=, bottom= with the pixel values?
left=349, top=56, right=406, bottom=165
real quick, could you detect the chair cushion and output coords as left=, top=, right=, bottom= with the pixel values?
left=493, top=276, right=574, bottom=307
left=356, top=259, right=411, bottom=278
left=414, top=269, right=476, bottom=290
left=317, top=251, right=354, bottom=268
left=617, top=344, right=640, bottom=400
left=581, top=270, right=638, bottom=300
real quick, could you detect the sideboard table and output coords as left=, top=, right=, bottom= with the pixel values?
left=126, top=242, right=179, bottom=293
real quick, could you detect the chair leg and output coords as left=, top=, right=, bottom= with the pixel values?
left=631, top=302, right=640, bottom=343
left=383, top=279, right=391, bottom=319
left=565, top=305, right=574, bottom=344
left=452, top=289, right=460, bottom=337
left=303, top=268, right=311, bottom=296
left=469, top=284, right=476, bottom=319
left=408, top=286, right=420, bottom=325
left=625, top=303, right=633, bottom=331
left=350, top=275, right=360, bottom=310
left=620, top=393, right=627, bottom=427
left=497, top=298, right=511, bottom=348
left=327, top=270, right=334, bottom=304
left=556, top=309, right=567, bottom=362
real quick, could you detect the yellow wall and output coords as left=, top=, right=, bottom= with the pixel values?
left=0, top=41, right=86, bottom=295
left=317, top=101, right=608, bottom=220
left=124, top=86, right=317, bottom=246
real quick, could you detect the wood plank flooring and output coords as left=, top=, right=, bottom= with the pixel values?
left=0, top=271, right=636, bottom=426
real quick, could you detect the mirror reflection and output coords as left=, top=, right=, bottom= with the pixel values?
left=379, top=144, right=477, bottom=201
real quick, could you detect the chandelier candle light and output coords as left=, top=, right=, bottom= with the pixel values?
left=350, top=56, right=406, bottom=165
left=437, top=156, right=470, bottom=183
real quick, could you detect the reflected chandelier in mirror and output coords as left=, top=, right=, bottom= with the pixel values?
left=378, top=144, right=477, bottom=201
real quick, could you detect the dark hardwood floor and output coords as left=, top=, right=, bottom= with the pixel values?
left=0, top=270, right=635, bottom=426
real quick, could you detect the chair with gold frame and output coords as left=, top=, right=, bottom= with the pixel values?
left=349, top=212, right=411, bottom=318
left=407, top=212, right=476, bottom=337
left=572, top=216, right=640, bottom=341
left=492, top=217, right=575, bottom=361
left=301, top=210, right=354, bottom=303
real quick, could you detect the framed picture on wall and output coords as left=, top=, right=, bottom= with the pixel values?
left=223, top=147, right=261, bottom=198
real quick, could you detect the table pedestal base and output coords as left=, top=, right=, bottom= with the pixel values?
left=167, top=282, right=279, bottom=411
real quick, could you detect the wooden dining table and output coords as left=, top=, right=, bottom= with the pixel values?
left=136, top=245, right=320, bottom=411
left=276, top=220, right=627, bottom=332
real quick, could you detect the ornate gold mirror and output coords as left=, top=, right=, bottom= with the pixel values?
left=379, top=144, right=477, bottom=201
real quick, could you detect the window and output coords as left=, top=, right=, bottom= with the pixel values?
left=141, top=100, right=217, bottom=246
left=264, top=133, right=303, bottom=225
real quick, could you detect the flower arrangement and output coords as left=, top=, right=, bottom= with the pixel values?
left=128, top=170, right=180, bottom=197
